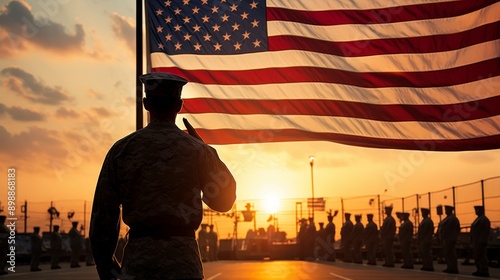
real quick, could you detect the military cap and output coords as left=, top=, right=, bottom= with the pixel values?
left=72, top=221, right=78, bottom=226
left=444, top=205, right=454, bottom=211
left=355, top=214, right=362, bottom=219
left=345, top=212, right=351, bottom=217
left=367, top=213, right=374, bottom=218
left=0, top=215, right=5, bottom=222
left=34, top=226, right=40, bottom=230
left=402, top=212, right=410, bottom=219
left=474, top=205, right=484, bottom=210
left=139, top=72, right=188, bottom=97
left=420, top=208, right=430, bottom=215
left=53, top=225, right=60, bottom=230
left=318, top=222, right=324, bottom=226
left=396, top=212, right=403, bottom=219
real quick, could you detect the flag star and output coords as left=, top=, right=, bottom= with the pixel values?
left=165, top=34, right=172, bottom=41
left=192, top=6, right=200, bottom=14
left=174, top=42, right=182, bottom=50
left=212, top=24, right=221, bottom=32
left=240, top=11, right=249, bottom=20
left=156, top=26, right=164, bottom=33
left=174, top=8, right=182, bottom=15
left=182, top=0, right=190, bottom=5
left=221, top=0, right=227, bottom=2
left=231, top=22, right=240, bottom=31
left=194, top=43, right=202, bottom=51
left=156, top=9, right=163, bottom=16
left=203, top=33, right=212, bottom=41
left=230, top=4, right=238, bottom=12
left=223, top=33, right=231, bottom=41
left=251, top=19, right=259, bottom=27
left=174, top=24, right=182, bottom=31
left=234, top=41, right=242, bottom=50
left=221, top=14, right=229, bottom=22
left=183, top=16, right=191, bottom=24
left=201, top=0, right=208, bottom=4
left=213, top=42, right=222, bottom=51
left=164, top=0, right=171, bottom=7
left=202, top=15, right=210, bottom=23
left=165, top=16, right=173, bottom=23
left=253, top=39, right=261, bottom=47
left=242, top=31, right=250, bottom=39
left=250, top=1, right=258, bottom=9
left=158, top=43, right=164, bottom=49
left=193, top=24, right=201, bottom=32
left=211, top=5, right=219, bottom=13
left=184, top=33, right=192, bottom=41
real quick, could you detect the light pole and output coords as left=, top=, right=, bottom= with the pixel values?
left=309, top=156, right=315, bottom=221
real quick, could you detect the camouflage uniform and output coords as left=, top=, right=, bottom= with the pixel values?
left=417, top=208, right=434, bottom=271
left=90, top=119, right=236, bottom=280
left=380, top=208, right=396, bottom=267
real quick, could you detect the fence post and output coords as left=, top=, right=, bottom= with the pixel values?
left=428, top=192, right=431, bottom=220
left=341, top=198, right=345, bottom=224
left=402, top=197, right=405, bottom=213
left=481, top=180, right=485, bottom=211
left=452, top=186, right=456, bottom=211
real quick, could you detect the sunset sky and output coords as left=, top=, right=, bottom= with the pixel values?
left=1, top=0, right=499, bottom=237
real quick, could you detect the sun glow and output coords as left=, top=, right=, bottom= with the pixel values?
left=262, top=194, right=281, bottom=213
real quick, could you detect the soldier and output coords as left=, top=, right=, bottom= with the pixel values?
left=341, top=213, right=354, bottom=262
left=471, top=205, right=490, bottom=277
left=90, top=72, right=237, bottom=280
left=352, top=214, right=364, bottom=264
left=50, top=225, right=62, bottom=269
left=315, top=222, right=326, bottom=260
left=380, top=206, right=396, bottom=267
left=324, top=212, right=336, bottom=262
left=297, top=218, right=308, bottom=260
left=0, top=216, right=8, bottom=275
left=198, top=224, right=208, bottom=262
left=417, top=208, right=434, bottom=271
left=438, top=205, right=460, bottom=274
left=399, top=212, right=414, bottom=269
left=30, top=226, right=43, bottom=272
left=364, top=213, right=378, bottom=265
left=69, top=221, right=83, bottom=268
left=306, top=217, right=317, bottom=260
left=207, top=224, right=218, bottom=262
left=85, top=237, right=95, bottom=266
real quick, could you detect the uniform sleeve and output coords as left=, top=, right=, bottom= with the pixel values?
left=199, top=145, right=236, bottom=212
left=90, top=150, right=121, bottom=280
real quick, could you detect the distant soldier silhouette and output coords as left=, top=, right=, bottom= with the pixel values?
left=198, top=224, right=209, bottom=262
left=352, top=214, right=364, bottom=264
left=30, top=226, right=43, bottom=272
left=306, top=217, right=317, bottom=260
left=207, top=224, right=218, bottom=262
left=0, top=216, right=9, bottom=275
left=297, top=218, right=308, bottom=260
left=417, top=208, right=434, bottom=271
left=316, top=222, right=327, bottom=260
left=69, top=221, right=83, bottom=268
left=324, top=212, right=337, bottom=262
left=438, top=205, right=460, bottom=274
left=90, top=73, right=237, bottom=280
left=380, top=206, right=396, bottom=267
left=399, top=212, right=414, bottom=269
left=341, top=213, right=354, bottom=262
left=364, top=213, right=378, bottom=265
left=85, top=237, right=95, bottom=266
left=50, top=225, right=62, bottom=269
left=471, top=205, right=490, bottom=277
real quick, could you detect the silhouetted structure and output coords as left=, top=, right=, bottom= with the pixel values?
left=50, top=225, right=62, bottom=269
left=30, top=226, right=43, bottom=272
left=352, top=214, right=364, bottom=264
left=341, top=213, right=354, bottom=262
left=380, top=206, right=396, bottom=267
left=364, top=213, right=378, bottom=265
left=90, top=72, right=236, bottom=280
left=399, top=212, right=414, bottom=269
left=471, top=205, right=490, bottom=277
left=417, top=208, right=434, bottom=271
left=438, top=205, right=460, bottom=274
left=69, top=221, right=83, bottom=268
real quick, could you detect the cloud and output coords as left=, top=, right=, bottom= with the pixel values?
left=0, top=103, right=45, bottom=121
left=0, top=125, right=66, bottom=159
left=56, top=107, right=80, bottom=119
left=111, top=12, right=135, bottom=53
left=86, top=89, right=104, bottom=100
left=1, top=67, right=71, bottom=105
left=0, top=0, right=85, bottom=56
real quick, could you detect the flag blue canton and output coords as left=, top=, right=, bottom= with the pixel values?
left=147, top=0, right=268, bottom=55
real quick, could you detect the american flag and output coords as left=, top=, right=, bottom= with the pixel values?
left=145, top=0, right=500, bottom=151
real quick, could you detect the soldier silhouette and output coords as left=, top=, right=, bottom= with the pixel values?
left=438, top=205, right=460, bottom=274
left=50, top=225, right=62, bottom=269
left=90, top=72, right=237, bottom=280
left=324, top=211, right=337, bottom=262
left=306, top=217, right=317, bottom=260
left=297, top=218, right=308, bottom=260
left=471, top=205, right=490, bottom=277
left=207, top=224, right=218, bottom=262
left=399, top=212, right=414, bottom=269
left=198, top=224, right=209, bottom=262
left=352, top=214, right=364, bottom=264
left=380, top=206, right=396, bottom=267
left=30, top=226, right=43, bottom=272
left=341, top=213, right=354, bottom=262
left=69, top=221, right=83, bottom=268
left=364, top=213, right=378, bottom=265
left=0, top=216, right=8, bottom=275
left=417, top=208, right=434, bottom=271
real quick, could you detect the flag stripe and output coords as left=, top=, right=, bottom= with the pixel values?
left=267, top=0, right=461, bottom=11
left=267, top=0, right=497, bottom=25
left=156, top=57, right=499, bottom=88
left=181, top=95, right=500, bottom=122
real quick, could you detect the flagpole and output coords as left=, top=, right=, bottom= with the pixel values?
left=309, top=156, right=315, bottom=221
left=136, top=0, right=144, bottom=130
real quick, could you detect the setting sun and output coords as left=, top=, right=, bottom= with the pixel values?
left=262, top=194, right=281, bottom=213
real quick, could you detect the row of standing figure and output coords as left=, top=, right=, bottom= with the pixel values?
left=197, top=224, right=218, bottom=262
left=297, top=212, right=337, bottom=261
left=339, top=205, right=490, bottom=278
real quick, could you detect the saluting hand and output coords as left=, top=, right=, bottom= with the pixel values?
left=183, top=118, right=204, bottom=143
